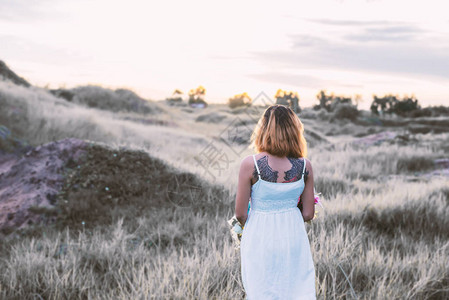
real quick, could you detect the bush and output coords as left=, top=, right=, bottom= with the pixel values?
left=427, top=105, right=449, bottom=117
left=316, top=90, right=352, bottom=112
left=165, top=97, right=186, bottom=106
left=370, top=94, right=421, bottom=116
left=408, top=108, right=432, bottom=118
left=188, top=97, right=207, bottom=108
left=228, top=92, right=251, bottom=109
left=188, top=86, right=207, bottom=108
left=56, top=85, right=162, bottom=114
left=393, top=97, right=420, bottom=116
left=274, top=89, right=300, bottom=113
left=396, top=156, right=435, bottom=172
left=332, top=103, right=359, bottom=121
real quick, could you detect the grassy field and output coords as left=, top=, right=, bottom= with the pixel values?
left=0, top=81, right=448, bottom=299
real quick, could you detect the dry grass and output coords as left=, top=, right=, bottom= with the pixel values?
left=1, top=81, right=448, bottom=299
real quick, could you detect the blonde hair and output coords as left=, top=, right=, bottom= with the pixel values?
left=249, top=104, right=307, bottom=158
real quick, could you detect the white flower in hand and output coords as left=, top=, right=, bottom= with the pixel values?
left=233, top=223, right=243, bottom=234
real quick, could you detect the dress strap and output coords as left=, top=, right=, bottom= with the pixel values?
left=302, top=158, right=307, bottom=177
left=252, top=154, right=261, bottom=180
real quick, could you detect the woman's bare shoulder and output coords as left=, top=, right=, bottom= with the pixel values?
left=304, top=157, right=312, bottom=166
left=238, top=155, right=256, bottom=181
left=240, top=155, right=255, bottom=168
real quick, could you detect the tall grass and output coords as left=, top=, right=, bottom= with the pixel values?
left=1, top=81, right=448, bottom=299
left=1, top=178, right=447, bottom=299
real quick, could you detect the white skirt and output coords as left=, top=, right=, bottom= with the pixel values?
left=240, top=208, right=316, bottom=300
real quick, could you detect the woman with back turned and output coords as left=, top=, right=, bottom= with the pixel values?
left=234, top=104, right=316, bottom=299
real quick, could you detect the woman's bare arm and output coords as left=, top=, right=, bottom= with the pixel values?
left=234, top=156, right=253, bottom=226
left=301, top=158, right=315, bottom=222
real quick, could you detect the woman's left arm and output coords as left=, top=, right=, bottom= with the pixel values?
left=235, top=156, right=252, bottom=226
left=301, top=158, right=315, bottom=222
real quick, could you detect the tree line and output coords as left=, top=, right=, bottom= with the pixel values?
left=165, top=86, right=449, bottom=118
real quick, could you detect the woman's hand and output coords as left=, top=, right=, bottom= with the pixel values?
left=235, top=156, right=252, bottom=226
left=301, top=158, right=315, bottom=222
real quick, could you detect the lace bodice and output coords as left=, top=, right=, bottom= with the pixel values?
left=250, top=154, right=306, bottom=213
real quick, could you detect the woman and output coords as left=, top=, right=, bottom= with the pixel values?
left=234, top=104, right=316, bottom=299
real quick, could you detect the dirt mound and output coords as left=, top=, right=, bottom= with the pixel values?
left=55, top=142, right=228, bottom=231
left=0, top=138, right=88, bottom=234
left=0, top=60, right=31, bottom=87
left=0, top=136, right=229, bottom=236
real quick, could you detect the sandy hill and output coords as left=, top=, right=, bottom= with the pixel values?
left=0, top=60, right=30, bottom=87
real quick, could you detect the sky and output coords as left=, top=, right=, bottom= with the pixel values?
left=1, top=0, right=449, bottom=109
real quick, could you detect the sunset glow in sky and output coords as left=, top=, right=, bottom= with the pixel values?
left=1, top=0, right=449, bottom=109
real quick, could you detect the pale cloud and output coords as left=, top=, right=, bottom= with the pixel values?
left=1, top=0, right=449, bottom=106
left=0, top=34, right=94, bottom=65
left=250, top=20, right=449, bottom=80
left=305, top=18, right=394, bottom=26
left=343, top=24, right=427, bottom=42
left=247, top=72, right=336, bottom=89
left=0, top=0, right=65, bottom=22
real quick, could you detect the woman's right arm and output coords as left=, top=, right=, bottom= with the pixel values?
left=301, top=158, right=315, bottom=222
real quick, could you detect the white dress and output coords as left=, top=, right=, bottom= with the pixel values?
left=240, top=154, right=316, bottom=300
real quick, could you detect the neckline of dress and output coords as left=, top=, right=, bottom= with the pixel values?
left=254, top=177, right=304, bottom=186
